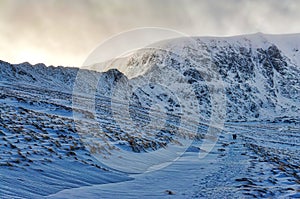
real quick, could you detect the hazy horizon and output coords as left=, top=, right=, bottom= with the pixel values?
left=1, top=0, right=300, bottom=66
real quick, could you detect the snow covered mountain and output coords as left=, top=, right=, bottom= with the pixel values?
left=1, top=33, right=299, bottom=122
left=0, top=33, right=300, bottom=198
left=88, top=33, right=300, bottom=123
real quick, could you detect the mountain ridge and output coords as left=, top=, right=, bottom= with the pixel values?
left=1, top=33, right=299, bottom=122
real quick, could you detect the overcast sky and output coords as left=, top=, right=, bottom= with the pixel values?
left=1, top=0, right=300, bottom=66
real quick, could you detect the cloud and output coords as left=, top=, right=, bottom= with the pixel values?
left=0, top=0, right=300, bottom=66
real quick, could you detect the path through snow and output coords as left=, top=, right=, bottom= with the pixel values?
left=47, top=132, right=256, bottom=198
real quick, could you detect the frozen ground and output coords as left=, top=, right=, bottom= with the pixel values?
left=46, top=122, right=300, bottom=199
left=1, top=82, right=299, bottom=198
left=0, top=73, right=299, bottom=198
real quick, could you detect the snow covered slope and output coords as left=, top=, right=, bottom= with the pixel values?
left=88, top=33, right=300, bottom=122
left=0, top=33, right=299, bottom=198
left=1, top=33, right=299, bottom=123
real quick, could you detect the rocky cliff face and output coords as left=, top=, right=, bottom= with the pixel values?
left=89, top=33, right=300, bottom=122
